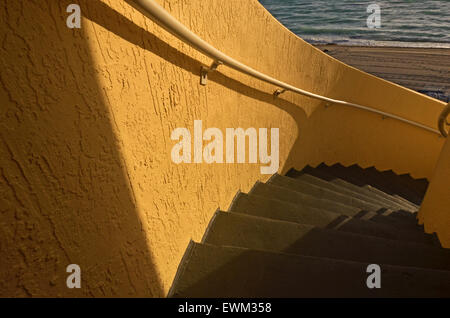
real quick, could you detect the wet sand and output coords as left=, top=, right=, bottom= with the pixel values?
left=316, top=45, right=450, bottom=102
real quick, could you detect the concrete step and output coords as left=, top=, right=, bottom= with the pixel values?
left=293, top=171, right=416, bottom=212
left=229, top=192, right=345, bottom=228
left=331, top=164, right=422, bottom=205
left=333, top=179, right=419, bottom=211
left=328, top=164, right=403, bottom=196
left=268, top=174, right=390, bottom=213
left=169, top=242, right=450, bottom=297
left=391, top=192, right=422, bottom=208
left=249, top=181, right=362, bottom=217
left=229, top=193, right=432, bottom=245
left=202, top=212, right=450, bottom=271
left=306, top=164, right=420, bottom=209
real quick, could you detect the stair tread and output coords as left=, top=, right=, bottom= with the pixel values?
left=311, top=164, right=422, bottom=207
left=268, top=174, right=386, bottom=212
left=230, top=192, right=433, bottom=244
left=249, top=182, right=421, bottom=229
left=250, top=182, right=363, bottom=217
left=293, top=170, right=417, bottom=212
left=203, top=211, right=450, bottom=271
left=229, top=192, right=345, bottom=227
left=169, top=242, right=450, bottom=297
left=334, top=164, right=422, bottom=205
left=170, top=163, right=443, bottom=298
left=296, top=165, right=419, bottom=210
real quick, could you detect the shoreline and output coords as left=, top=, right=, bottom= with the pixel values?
left=315, top=44, right=450, bottom=102
left=316, top=44, right=450, bottom=52
left=307, top=41, right=450, bottom=50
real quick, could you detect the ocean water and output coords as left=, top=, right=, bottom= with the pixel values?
left=259, top=0, right=450, bottom=48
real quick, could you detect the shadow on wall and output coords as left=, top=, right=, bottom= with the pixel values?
left=0, top=0, right=162, bottom=296
left=82, top=0, right=309, bottom=172
left=84, top=0, right=444, bottom=180
left=1, top=0, right=439, bottom=297
left=78, top=0, right=445, bottom=298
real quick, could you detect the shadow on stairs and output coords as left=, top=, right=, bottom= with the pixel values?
left=168, top=163, right=449, bottom=298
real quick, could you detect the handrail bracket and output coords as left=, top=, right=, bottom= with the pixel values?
left=200, top=60, right=222, bottom=86
left=273, top=89, right=286, bottom=97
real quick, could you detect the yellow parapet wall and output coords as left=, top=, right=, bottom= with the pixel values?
left=419, top=133, right=450, bottom=248
left=0, top=0, right=446, bottom=296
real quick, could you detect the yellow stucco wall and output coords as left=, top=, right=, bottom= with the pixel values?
left=419, top=132, right=450, bottom=248
left=0, top=0, right=446, bottom=297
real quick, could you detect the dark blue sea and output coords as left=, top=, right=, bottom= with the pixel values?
left=259, top=0, right=450, bottom=47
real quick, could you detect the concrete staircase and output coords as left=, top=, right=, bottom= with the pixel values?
left=168, top=163, right=450, bottom=297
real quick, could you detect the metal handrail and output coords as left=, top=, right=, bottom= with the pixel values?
left=438, top=103, right=450, bottom=137
left=126, top=0, right=442, bottom=135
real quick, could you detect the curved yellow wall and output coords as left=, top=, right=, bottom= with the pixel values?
left=418, top=132, right=450, bottom=248
left=0, top=0, right=446, bottom=296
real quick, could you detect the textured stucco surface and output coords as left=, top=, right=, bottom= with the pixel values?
left=0, top=0, right=446, bottom=297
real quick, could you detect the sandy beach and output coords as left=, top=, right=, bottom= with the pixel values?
left=316, top=45, right=450, bottom=102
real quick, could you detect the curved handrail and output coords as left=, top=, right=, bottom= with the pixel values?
left=126, top=0, right=442, bottom=135
left=438, top=102, right=450, bottom=137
